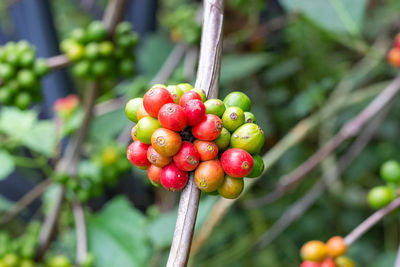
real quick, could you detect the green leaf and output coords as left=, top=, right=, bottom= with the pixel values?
left=220, top=53, right=272, bottom=86
left=148, top=196, right=217, bottom=249
left=0, top=150, right=15, bottom=180
left=280, top=0, right=367, bottom=35
left=88, top=196, right=151, bottom=267
left=89, top=108, right=129, bottom=144
left=0, top=107, right=37, bottom=140
left=21, top=121, right=56, bottom=157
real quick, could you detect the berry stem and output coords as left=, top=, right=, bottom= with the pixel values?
left=344, top=197, right=400, bottom=246
left=167, top=1, right=224, bottom=266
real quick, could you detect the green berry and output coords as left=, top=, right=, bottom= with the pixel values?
left=17, top=69, right=36, bottom=88
left=367, top=186, right=395, bottom=209
left=72, top=60, right=91, bottom=77
left=65, top=42, right=85, bottom=61
left=18, top=50, right=35, bottom=67
left=125, top=98, right=143, bottom=123
left=247, top=154, right=264, bottom=178
left=205, top=99, right=226, bottom=117
left=47, top=255, right=71, bottom=267
left=223, top=91, right=251, bottom=111
left=380, top=160, right=400, bottom=183
left=91, top=59, right=109, bottom=76
left=222, top=106, right=245, bottom=132
left=136, top=117, right=161, bottom=144
left=85, top=42, right=100, bottom=59
left=99, top=41, right=114, bottom=56
left=116, top=22, right=133, bottom=36
left=119, top=58, right=135, bottom=77
left=0, top=64, right=15, bottom=81
left=166, top=85, right=184, bottom=104
left=33, top=58, right=50, bottom=77
left=14, top=92, right=31, bottom=110
left=190, top=88, right=206, bottom=102
left=231, top=123, right=264, bottom=154
left=214, top=127, right=230, bottom=150
left=70, top=27, right=86, bottom=43
left=87, top=21, right=107, bottom=42
left=244, top=111, right=256, bottom=123
left=177, top=83, right=193, bottom=92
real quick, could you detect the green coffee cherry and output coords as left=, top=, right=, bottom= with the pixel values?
left=244, top=111, right=256, bottom=123
left=247, top=154, right=264, bottom=178
left=223, top=91, right=251, bottom=111
left=125, top=98, right=143, bottom=123
left=222, top=107, right=245, bottom=132
left=205, top=99, right=225, bottom=117
left=214, top=127, right=230, bottom=150
left=380, top=160, right=400, bottom=183
left=231, top=123, right=264, bottom=154
left=367, top=186, right=395, bottom=209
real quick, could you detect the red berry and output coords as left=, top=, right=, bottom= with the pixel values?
left=160, top=163, right=189, bottom=191
left=193, top=140, right=218, bottom=161
left=326, top=236, right=346, bottom=258
left=394, top=33, right=400, bottom=49
left=127, top=141, right=150, bottom=167
left=147, top=146, right=172, bottom=167
left=321, top=258, right=335, bottom=267
left=173, top=141, right=200, bottom=171
left=184, top=99, right=206, bottom=126
left=300, top=261, right=321, bottom=267
left=194, top=160, right=225, bottom=192
left=388, top=48, right=400, bottom=68
left=220, top=148, right=253, bottom=178
left=179, top=90, right=202, bottom=107
left=143, top=87, right=174, bottom=117
left=147, top=164, right=162, bottom=186
left=151, top=128, right=182, bottom=157
left=192, top=114, right=223, bottom=141
left=158, top=103, right=187, bottom=131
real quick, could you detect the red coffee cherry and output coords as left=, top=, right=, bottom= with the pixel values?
left=160, top=163, right=189, bottom=191
left=126, top=141, right=150, bottom=167
left=321, top=258, right=336, bottom=267
left=388, top=48, right=400, bottom=68
left=192, top=114, right=223, bottom=141
left=184, top=99, right=206, bottom=126
left=147, top=146, right=172, bottom=167
left=158, top=103, right=187, bottom=132
left=143, top=87, right=174, bottom=117
left=394, top=33, right=400, bottom=49
left=300, top=240, right=328, bottom=262
left=151, top=128, right=182, bottom=157
left=193, top=140, right=218, bottom=161
left=179, top=90, right=202, bottom=107
left=173, top=141, right=200, bottom=171
left=326, top=236, right=347, bottom=258
left=221, top=148, right=253, bottom=178
left=194, top=160, right=224, bottom=192
left=300, top=261, right=321, bottom=267
left=136, top=104, right=150, bottom=121
left=147, top=164, right=162, bottom=186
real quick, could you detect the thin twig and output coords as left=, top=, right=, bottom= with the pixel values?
left=47, top=55, right=70, bottom=70
left=255, top=101, right=393, bottom=248
left=0, top=179, right=52, bottom=225
left=395, top=243, right=400, bottom=267
left=150, top=44, right=188, bottom=85
left=72, top=201, right=87, bottom=265
left=344, top=197, right=400, bottom=246
left=247, top=75, right=400, bottom=206
left=167, top=1, right=224, bottom=266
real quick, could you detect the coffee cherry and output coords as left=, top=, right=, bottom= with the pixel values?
left=135, top=117, right=161, bottom=144
left=15, top=93, right=31, bottom=110
left=247, top=154, right=264, bottom=178
left=223, top=91, right=251, bottom=111
left=166, top=85, right=184, bottom=104
left=335, top=256, right=355, bottom=267
left=214, top=127, right=230, bottom=150
left=33, top=58, right=49, bottom=76
left=231, top=123, right=264, bottom=154
left=244, top=111, right=256, bottom=123
left=217, top=175, right=244, bottom=199
left=192, top=114, right=223, bottom=141
left=147, top=146, right=172, bottom=167
left=222, top=106, right=245, bottom=132
left=137, top=104, right=150, bottom=120
left=184, top=99, right=206, bottom=126
left=190, top=88, right=206, bottom=102
left=300, top=240, right=328, bottom=262
left=143, top=87, right=174, bottom=117
left=367, top=186, right=395, bottom=209
left=326, top=236, right=346, bottom=258
left=388, top=48, right=400, bottom=68
left=99, top=41, right=114, bottom=56
left=158, top=103, right=187, bottom=131
left=194, top=160, right=225, bottom=192
left=193, top=140, right=218, bottom=161
left=177, top=83, right=193, bottom=92
left=380, top=160, right=400, bottom=183
left=147, top=164, right=162, bottom=186
left=17, top=69, right=36, bottom=88
left=300, top=261, right=321, bottom=267
left=87, top=21, right=107, bottom=42
left=116, top=21, right=133, bottom=35
left=131, top=125, right=139, bottom=141
left=125, top=97, right=143, bottom=123
left=151, top=128, right=182, bottom=156
left=204, top=98, right=226, bottom=117
left=173, top=141, right=200, bottom=171
left=179, top=90, right=202, bottom=107
left=47, top=255, right=71, bottom=267
left=127, top=141, right=150, bottom=167
left=160, top=163, right=189, bottom=191
left=221, top=148, right=253, bottom=178
left=321, top=258, right=336, bottom=267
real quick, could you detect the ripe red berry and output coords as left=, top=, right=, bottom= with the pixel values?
left=220, top=148, right=253, bottom=178
left=147, top=146, right=172, bottom=167
left=194, top=160, right=224, bottom=192
left=158, top=103, right=187, bottom=131
left=173, top=141, right=200, bottom=171
left=300, top=261, right=321, bottom=267
left=394, top=33, right=400, bottom=49
left=127, top=141, right=150, bottom=167
left=179, top=90, right=202, bottom=107
left=321, top=258, right=335, bottom=267
left=160, top=163, right=189, bottom=191
left=192, top=114, right=223, bottom=141
left=193, top=140, right=218, bottom=161
left=388, top=48, right=400, bottom=68
left=147, top=164, right=162, bottom=186
left=143, top=87, right=174, bottom=117
left=326, top=236, right=347, bottom=258
left=184, top=99, right=206, bottom=126
left=151, top=128, right=182, bottom=157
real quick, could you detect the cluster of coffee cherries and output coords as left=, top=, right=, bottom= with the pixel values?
left=125, top=83, right=265, bottom=199
left=0, top=41, right=49, bottom=109
left=300, top=237, right=355, bottom=267
left=367, top=160, right=400, bottom=209
left=61, top=21, right=138, bottom=79
left=54, top=144, right=131, bottom=202
left=387, top=34, right=400, bottom=68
